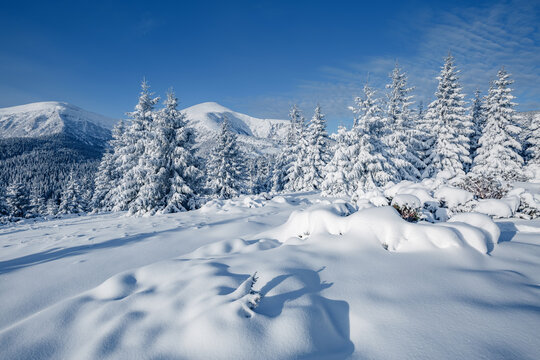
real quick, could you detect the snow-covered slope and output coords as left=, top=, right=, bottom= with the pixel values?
left=182, top=102, right=289, bottom=156
left=0, top=102, right=117, bottom=146
left=0, top=101, right=288, bottom=155
left=1, top=193, right=539, bottom=359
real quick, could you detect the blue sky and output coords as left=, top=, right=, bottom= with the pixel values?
left=1, top=0, right=538, bottom=130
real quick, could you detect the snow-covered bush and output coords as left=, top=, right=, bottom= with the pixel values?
left=391, top=195, right=421, bottom=222
left=456, top=173, right=509, bottom=199
left=517, top=192, right=540, bottom=219
left=392, top=203, right=420, bottom=222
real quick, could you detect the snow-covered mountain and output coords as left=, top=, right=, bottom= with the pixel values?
left=181, top=102, right=289, bottom=156
left=0, top=102, right=116, bottom=146
left=0, top=101, right=289, bottom=157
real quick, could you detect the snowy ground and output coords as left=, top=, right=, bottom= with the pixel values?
left=1, top=193, right=539, bottom=359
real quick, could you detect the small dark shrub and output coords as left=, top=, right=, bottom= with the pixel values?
left=518, top=195, right=540, bottom=219
left=456, top=173, right=509, bottom=199
left=392, top=204, right=420, bottom=222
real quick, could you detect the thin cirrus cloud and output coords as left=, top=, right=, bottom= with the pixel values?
left=234, top=0, right=539, bottom=127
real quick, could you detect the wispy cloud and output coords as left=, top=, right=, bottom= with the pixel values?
left=235, top=0, right=540, bottom=125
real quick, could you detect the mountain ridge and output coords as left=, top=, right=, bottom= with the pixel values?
left=0, top=102, right=116, bottom=146
left=0, top=101, right=290, bottom=156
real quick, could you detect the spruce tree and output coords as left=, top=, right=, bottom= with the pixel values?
left=321, top=125, right=353, bottom=196
left=161, top=91, right=202, bottom=212
left=471, top=68, right=524, bottom=180
left=129, top=90, right=202, bottom=214
left=110, top=80, right=160, bottom=211
left=92, top=149, right=116, bottom=211
left=383, top=63, right=422, bottom=180
left=29, top=186, right=47, bottom=216
left=349, top=84, right=396, bottom=191
left=6, top=181, right=29, bottom=218
left=46, top=197, right=59, bottom=216
left=93, top=120, right=126, bottom=211
left=526, top=114, right=540, bottom=164
left=423, top=55, right=472, bottom=177
left=273, top=105, right=303, bottom=192
left=285, top=106, right=309, bottom=192
left=470, top=90, right=486, bottom=159
left=271, top=152, right=289, bottom=193
left=207, top=118, right=246, bottom=199
left=414, top=97, right=436, bottom=168
left=59, top=171, right=83, bottom=214
left=248, top=155, right=272, bottom=195
left=0, top=186, right=9, bottom=218
left=299, top=104, right=331, bottom=190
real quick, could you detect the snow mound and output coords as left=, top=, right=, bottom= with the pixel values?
left=368, top=195, right=389, bottom=207
left=448, top=213, right=501, bottom=245
left=1, top=258, right=353, bottom=359
left=269, top=205, right=496, bottom=253
left=271, top=195, right=288, bottom=204
left=192, top=238, right=281, bottom=258
left=391, top=194, right=421, bottom=209
left=384, top=181, right=436, bottom=204
left=474, top=199, right=514, bottom=218
left=434, top=186, right=474, bottom=208
left=200, top=195, right=269, bottom=213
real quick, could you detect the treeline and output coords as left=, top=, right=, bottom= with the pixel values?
left=0, top=134, right=102, bottom=222
left=1, top=54, right=539, bottom=221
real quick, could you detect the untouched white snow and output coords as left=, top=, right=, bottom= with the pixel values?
left=474, top=199, right=515, bottom=218
left=434, top=186, right=474, bottom=208
left=1, top=193, right=539, bottom=359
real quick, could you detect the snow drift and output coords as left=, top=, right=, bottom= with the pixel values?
left=0, top=193, right=539, bottom=359
left=268, top=204, right=498, bottom=253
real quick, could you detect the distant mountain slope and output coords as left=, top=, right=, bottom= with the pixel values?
left=0, top=102, right=116, bottom=202
left=181, top=102, right=289, bottom=156
left=0, top=102, right=116, bottom=146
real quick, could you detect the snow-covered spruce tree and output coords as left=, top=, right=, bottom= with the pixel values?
left=321, top=125, right=353, bottom=196
left=270, top=151, right=289, bottom=193
left=349, top=84, right=396, bottom=191
left=416, top=101, right=425, bottom=121
left=470, top=90, right=486, bottom=159
left=471, top=68, right=524, bottom=180
left=110, top=80, right=160, bottom=211
left=273, top=105, right=304, bottom=192
left=284, top=106, right=310, bottom=192
left=130, top=90, right=201, bottom=215
left=58, top=171, right=83, bottom=214
left=423, top=55, right=473, bottom=178
left=160, top=91, right=202, bottom=212
left=383, top=63, right=422, bottom=180
left=80, top=173, right=94, bottom=212
left=92, top=149, right=115, bottom=211
left=207, top=118, right=246, bottom=199
left=516, top=112, right=534, bottom=159
left=29, top=186, right=47, bottom=216
left=46, top=197, right=59, bottom=216
left=6, top=181, right=29, bottom=219
left=0, top=186, right=9, bottom=220
left=248, top=155, right=272, bottom=195
left=92, top=120, right=126, bottom=211
left=526, top=114, right=540, bottom=164
left=295, top=104, right=331, bottom=191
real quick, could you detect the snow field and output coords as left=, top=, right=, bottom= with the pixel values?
left=0, top=192, right=539, bottom=359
